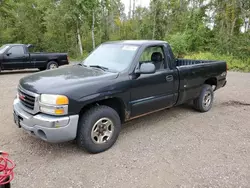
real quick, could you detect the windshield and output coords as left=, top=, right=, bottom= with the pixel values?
left=83, top=44, right=139, bottom=72
left=0, top=45, right=9, bottom=54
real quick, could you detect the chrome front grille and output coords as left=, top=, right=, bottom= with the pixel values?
left=18, top=86, right=40, bottom=114
left=18, top=89, right=35, bottom=110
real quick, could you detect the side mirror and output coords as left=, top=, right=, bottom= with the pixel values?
left=135, top=63, right=156, bottom=74
left=6, top=52, right=12, bottom=56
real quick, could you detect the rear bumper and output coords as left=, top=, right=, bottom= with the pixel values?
left=216, top=77, right=227, bottom=90
left=13, top=98, right=79, bottom=143
left=222, top=80, right=227, bottom=87
left=61, top=60, right=69, bottom=65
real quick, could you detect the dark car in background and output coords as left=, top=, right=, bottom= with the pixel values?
left=0, top=44, right=69, bottom=72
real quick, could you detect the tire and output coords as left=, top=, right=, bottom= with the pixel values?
left=76, top=105, right=121, bottom=154
left=0, top=177, right=10, bottom=188
left=193, top=84, right=214, bottom=112
left=0, top=183, right=10, bottom=188
left=46, top=61, right=58, bottom=70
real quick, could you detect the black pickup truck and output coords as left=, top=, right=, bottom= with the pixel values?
left=13, top=40, right=227, bottom=153
left=0, top=44, right=69, bottom=72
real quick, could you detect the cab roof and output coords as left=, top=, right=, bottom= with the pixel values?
left=5, top=44, right=24, bottom=46
left=4, top=44, right=33, bottom=47
left=103, top=40, right=168, bottom=46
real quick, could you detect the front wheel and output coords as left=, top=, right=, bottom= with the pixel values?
left=193, top=84, right=214, bottom=112
left=76, top=105, right=121, bottom=154
left=0, top=182, right=10, bottom=188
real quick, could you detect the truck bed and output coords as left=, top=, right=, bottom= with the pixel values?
left=174, top=58, right=227, bottom=106
left=176, top=59, right=219, bottom=66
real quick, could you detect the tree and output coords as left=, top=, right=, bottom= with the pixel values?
left=0, top=0, right=249, bottom=61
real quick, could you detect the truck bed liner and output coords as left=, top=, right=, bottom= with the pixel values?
left=176, top=59, right=216, bottom=66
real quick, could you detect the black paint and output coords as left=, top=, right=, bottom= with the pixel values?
left=18, top=40, right=227, bottom=119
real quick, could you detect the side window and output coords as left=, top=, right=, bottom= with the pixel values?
left=8, top=46, right=25, bottom=55
left=139, top=46, right=165, bottom=71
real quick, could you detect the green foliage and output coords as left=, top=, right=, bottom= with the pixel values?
left=0, top=0, right=249, bottom=72
left=140, top=46, right=163, bottom=61
left=70, top=51, right=89, bottom=61
left=166, top=32, right=190, bottom=58
left=185, top=52, right=250, bottom=72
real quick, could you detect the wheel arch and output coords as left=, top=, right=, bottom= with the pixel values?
left=79, top=97, right=128, bottom=123
left=47, top=59, right=59, bottom=64
left=204, top=77, right=217, bottom=90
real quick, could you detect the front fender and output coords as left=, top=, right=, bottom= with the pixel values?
left=79, top=91, right=114, bottom=104
left=68, top=91, right=130, bottom=117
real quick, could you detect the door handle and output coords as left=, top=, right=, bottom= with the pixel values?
left=166, top=75, right=173, bottom=82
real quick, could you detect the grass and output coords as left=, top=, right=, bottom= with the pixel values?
left=69, top=51, right=89, bottom=62
left=184, top=52, right=250, bottom=72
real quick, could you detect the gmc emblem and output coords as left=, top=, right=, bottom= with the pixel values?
left=19, top=93, right=25, bottom=101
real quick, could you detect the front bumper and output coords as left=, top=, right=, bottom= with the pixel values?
left=13, top=98, right=79, bottom=143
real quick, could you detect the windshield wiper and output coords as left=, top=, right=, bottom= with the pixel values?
left=89, top=65, right=110, bottom=71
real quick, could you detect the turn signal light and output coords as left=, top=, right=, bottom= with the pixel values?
left=56, top=96, right=69, bottom=105
left=55, top=108, right=65, bottom=115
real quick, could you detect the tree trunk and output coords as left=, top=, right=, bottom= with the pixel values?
left=100, top=2, right=104, bottom=42
left=133, top=0, right=135, bottom=19
left=129, top=0, right=132, bottom=19
left=92, top=10, right=96, bottom=50
left=230, top=17, right=237, bottom=36
left=246, top=18, right=249, bottom=32
left=245, top=20, right=248, bottom=32
left=111, top=2, right=115, bottom=33
left=152, top=7, right=156, bottom=39
left=77, top=20, right=83, bottom=56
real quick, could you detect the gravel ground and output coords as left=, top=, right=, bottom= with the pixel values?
left=0, top=70, right=250, bottom=188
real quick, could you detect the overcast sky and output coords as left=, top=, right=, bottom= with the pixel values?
left=121, top=0, right=150, bottom=14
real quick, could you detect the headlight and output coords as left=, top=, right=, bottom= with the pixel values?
left=40, top=94, right=69, bottom=105
left=39, top=94, right=69, bottom=115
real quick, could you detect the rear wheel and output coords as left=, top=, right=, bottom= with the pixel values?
left=76, top=105, right=121, bottom=154
left=47, top=61, right=58, bottom=70
left=193, top=84, right=214, bottom=112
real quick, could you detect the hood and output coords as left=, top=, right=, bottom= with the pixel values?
left=19, top=65, right=119, bottom=94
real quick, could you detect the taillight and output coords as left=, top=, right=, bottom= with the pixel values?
left=67, top=56, right=69, bottom=64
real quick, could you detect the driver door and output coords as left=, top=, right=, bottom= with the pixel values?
left=130, top=45, right=176, bottom=117
left=2, top=46, right=26, bottom=69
